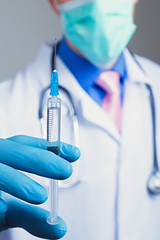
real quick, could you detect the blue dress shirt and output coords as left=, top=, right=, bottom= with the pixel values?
left=57, top=38, right=127, bottom=105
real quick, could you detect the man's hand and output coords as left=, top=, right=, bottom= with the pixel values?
left=0, top=135, right=80, bottom=239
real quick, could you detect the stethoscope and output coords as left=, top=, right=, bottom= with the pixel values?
left=38, top=45, right=160, bottom=194
left=131, top=51, right=160, bottom=195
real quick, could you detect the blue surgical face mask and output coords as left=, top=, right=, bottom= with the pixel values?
left=59, top=0, right=136, bottom=68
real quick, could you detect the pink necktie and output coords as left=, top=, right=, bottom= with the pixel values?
left=96, top=71, right=122, bottom=132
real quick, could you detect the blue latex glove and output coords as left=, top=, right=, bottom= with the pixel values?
left=0, top=135, right=80, bottom=239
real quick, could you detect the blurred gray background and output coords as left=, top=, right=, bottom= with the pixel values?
left=0, top=0, right=159, bottom=81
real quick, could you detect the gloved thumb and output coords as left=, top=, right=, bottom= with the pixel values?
left=1, top=194, right=67, bottom=239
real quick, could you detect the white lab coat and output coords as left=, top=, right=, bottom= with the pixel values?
left=0, top=42, right=160, bottom=240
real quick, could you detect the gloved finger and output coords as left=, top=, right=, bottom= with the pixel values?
left=0, top=198, right=7, bottom=214
left=0, top=163, right=47, bottom=204
left=8, top=135, right=47, bottom=150
left=2, top=194, right=67, bottom=239
left=0, top=139, right=72, bottom=180
left=8, top=135, right=81, bottom=162
left=60, top=142, right=81, bottom=162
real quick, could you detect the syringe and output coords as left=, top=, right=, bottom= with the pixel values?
left=46, top=67, right=61, bottom=224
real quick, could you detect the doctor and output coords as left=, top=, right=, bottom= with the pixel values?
left=0, top=0, right=160, bottom=240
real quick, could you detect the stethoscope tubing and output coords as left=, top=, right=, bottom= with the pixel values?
left=38, top=46, right=160, bottom=193
left=129, top=50, right=159, bottom=173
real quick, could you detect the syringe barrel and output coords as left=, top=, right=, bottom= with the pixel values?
left=47, top=96, right=61, bottom=150
left=47, top=96, right=61, bottom=225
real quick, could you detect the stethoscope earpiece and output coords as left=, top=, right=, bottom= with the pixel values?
left=148, top=170, right=160, bottom=194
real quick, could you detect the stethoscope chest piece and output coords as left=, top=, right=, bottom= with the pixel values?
left=148, top=170, right=160, bottom=194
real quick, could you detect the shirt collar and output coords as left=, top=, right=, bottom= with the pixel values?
left=58, top=38, right=127, bottom=92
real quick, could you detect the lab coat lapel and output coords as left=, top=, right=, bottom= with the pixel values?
left=121, top=49, right=153, bottom=146
left=120, top=49, right=154, bottom=167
